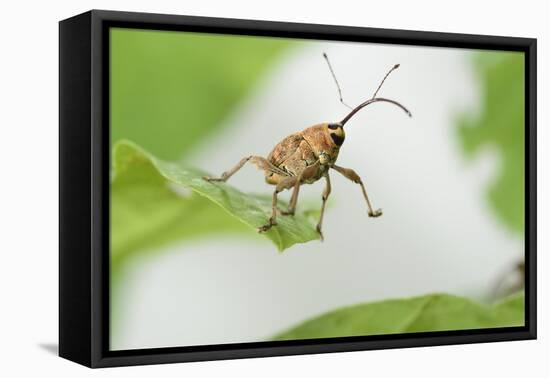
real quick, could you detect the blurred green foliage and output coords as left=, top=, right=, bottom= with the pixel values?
left=458, top=52, right=525, bottom=234
left=111, top=141, right=320, bottom=273
left=111, top=28, right=289, bottom=160
left=273, top=293, right=524, bottom=340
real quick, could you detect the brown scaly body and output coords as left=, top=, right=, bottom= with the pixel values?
left=204, top=57, right=411, bottom=239
left=266, top=123, right=343, bottom=185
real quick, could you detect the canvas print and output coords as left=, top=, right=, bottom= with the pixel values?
left=109, top=27, right=525, bottom=350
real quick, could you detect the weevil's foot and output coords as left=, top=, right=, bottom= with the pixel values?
left=368, top=208, right=383, bottom=218
left=203, top=175, right=225, bottom=182
left=258, top=218, right=277, bottom=233
left=316, top=225, right=324, bottom=241
left=258, top=224, right=274, bottom=233
left=280, top=209, right=295, bottom=216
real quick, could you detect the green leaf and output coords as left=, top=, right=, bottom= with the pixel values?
left=110, top=28, right=290, bottom=160
left=272, top=293, right=524, bottom=340
left=111, top=149, right=251, bottom=275
left=458, top=52, right=525, bottom=234
left=111, top=141, right=321, bottom=267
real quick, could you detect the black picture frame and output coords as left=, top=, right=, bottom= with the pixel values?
left=59, top=9, right=537, bottom=368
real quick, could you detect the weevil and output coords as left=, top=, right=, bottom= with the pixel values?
left=204, top=53, right=412, bottom=239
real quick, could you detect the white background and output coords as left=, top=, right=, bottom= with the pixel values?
left=0, top=0, right=546, bottom=376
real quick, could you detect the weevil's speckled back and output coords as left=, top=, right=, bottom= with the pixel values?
left=265, top=123, right=343, bottom=184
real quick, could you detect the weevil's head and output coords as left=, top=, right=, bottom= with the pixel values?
left=301, top=122, right=345, bottom=166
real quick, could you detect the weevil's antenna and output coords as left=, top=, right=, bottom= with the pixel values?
left=340, top=63, right=411, bottom=126
left=372, top=64, right=400, bottom=99
left=340, top=97, right=412, bottom=126
left=323, top=52, right=353, bottom=110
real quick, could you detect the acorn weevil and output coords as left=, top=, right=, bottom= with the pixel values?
left=204, top=53, right=412, bottom=239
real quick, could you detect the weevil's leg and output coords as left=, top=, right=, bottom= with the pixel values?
left=280, top=176, right=301, bottom=216
left=203, top=156, right=284, bottom=182
left=258, top=188, right=281, bottom=233
left=259, top=177, right=297, bottom=233
left=316, top=173, right=332, bottom=240
left=332, top=164, right=382, bottom=217
left=281, top=162, right=320, bottom=216
left=203, top=156, right=250, bottom=182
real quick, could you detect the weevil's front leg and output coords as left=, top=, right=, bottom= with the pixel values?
left=316, top=173, right=331, bottom=240
left=258, top=177, right=297, bottom=233
left=203, top=156, right=283, bottom=182
left=332, top=164, right=382, bottom=217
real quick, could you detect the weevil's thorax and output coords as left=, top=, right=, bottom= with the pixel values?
left=301, top=123, right=345, bottom=166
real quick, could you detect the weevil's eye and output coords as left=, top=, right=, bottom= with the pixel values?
left=330, top=132, right=345, bottom=146
left=328, top=123, right=345, bottom=146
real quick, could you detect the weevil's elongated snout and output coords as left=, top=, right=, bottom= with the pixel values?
left=340, top=97, right=412, bottom=126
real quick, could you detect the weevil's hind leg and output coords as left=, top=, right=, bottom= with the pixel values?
left=258, top=176, right=297, bottom=233
left=203, top=156, right=249, bottom=182
left=281, top=162, right=321, bottom=216
left=316, top=173, right=332, bottom=240
left=203, top=156, right=281, bottom=182
left=332, top=164, right=382, bottom=217
left=280, top=177, right=301, bottom=216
